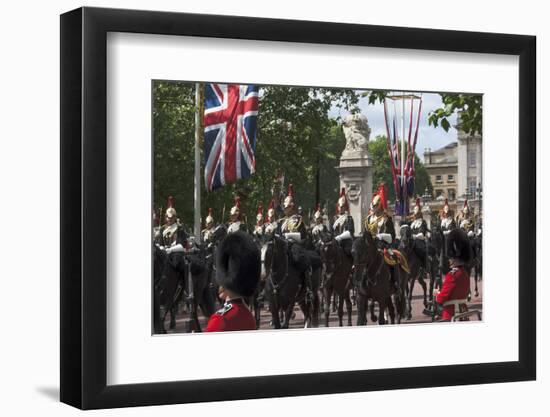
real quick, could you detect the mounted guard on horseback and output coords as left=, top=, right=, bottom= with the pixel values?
left=264, top=199, right=279, bottom=237
left=311, top=203, right=330, bottom=244
left=364, top=186, right=409, bottom=289
left=227, top=196, right=247, bottom=234
left=456, top=199, right=475, bottom=237
left=252, top=203, right=265, bottom=238
left=201, top=208, right=216, bottom=244
left=153, top=196, right=213, bottom=333
left=278, top=184, right=321, bottom=290
left=158, top=196, right=188, bottom=255
left=408, top=197, right=437, bottom=266
left=333, top=187, right=355, bottom=257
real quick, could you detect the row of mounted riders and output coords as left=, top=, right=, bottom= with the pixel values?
left=153, top=221, right=482, bottom=333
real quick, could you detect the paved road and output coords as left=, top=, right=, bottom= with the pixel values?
left=164, top=276, right=483, bottom=333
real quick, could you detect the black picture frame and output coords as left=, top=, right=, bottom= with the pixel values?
left=60, top=6, right=536, bottom=410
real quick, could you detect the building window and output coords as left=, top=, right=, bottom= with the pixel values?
left=468, top=176, right=477, bottom=197
left=447, top=174, right=455, bottom=183
left=435, top=175, right=443, bottom=184
left=448, top=189, right=456, bottom=201
left=435, top=189, right=444, bottom=198
left=468, top=149, right=477, bottom=168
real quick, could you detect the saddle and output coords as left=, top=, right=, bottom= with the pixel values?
left=382, top=248, right=410, bottom=274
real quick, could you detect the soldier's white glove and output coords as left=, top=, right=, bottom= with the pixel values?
left=335, top=230, right=352, bottom=241
left=376, top=233, right=392, bottom=245
left=284, top=232, right=302, bottom=242
left=166, top=243, right=185, bottom=254
left=467, top=231, right=475, bottom=238
left=443, top=230, right=451, bottom=236
left=413, top=233, right=425, bottom=240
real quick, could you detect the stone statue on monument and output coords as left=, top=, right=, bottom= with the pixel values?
left=342, top=113, right=371, bottom=157
left=337, top=113, right=373, bottom=230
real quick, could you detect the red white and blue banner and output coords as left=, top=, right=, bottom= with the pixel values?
left=203, top=84, right=259, bottom=191
left=383, top=95, right=422, bottom=216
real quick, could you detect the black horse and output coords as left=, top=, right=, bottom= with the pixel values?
left=430, top=222, right=446, bottom=295
left=261, top=235, right=320, bottom=329
left=469, top=231, right=482, bottom=298
left=351, top=233, right=396, bottom=325
left=153, top=245, right=216, bottom=333
left=318, top=238, right=353, bottom=327
left=202, top=225, right=228, bottom=307
left=399, top=224, right=439, bottom=317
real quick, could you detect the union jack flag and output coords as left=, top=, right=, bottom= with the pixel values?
left=203, top=84, right=259, bottom=191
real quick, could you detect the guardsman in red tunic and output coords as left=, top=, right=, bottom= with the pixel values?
left=433, top=228, right=473, bottom=321
left=205, top=231, right=260, bottom=332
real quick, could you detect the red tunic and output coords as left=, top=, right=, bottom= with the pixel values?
left=436, top=266, right=470, bottom=321
left=205, top=299, right=256, bottom=332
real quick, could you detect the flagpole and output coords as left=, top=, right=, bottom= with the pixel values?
left=194, top=83, right=202, bottom=243
left=401, top=92, right=408, bottom=218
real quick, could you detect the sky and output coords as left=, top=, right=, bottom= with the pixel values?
left=329, top=92, right=458, bottom=160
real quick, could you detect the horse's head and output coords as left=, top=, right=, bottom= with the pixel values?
left=430, top=224, right=444, bottom=250
left=351, top=235, right=371, bottom=284
left=399, top=224, right=412, bottom=248
left=260, top=235, right=276, bottom=281
left=212, top=224, right=227, bottom=243
left=319, top=238, right=338, bottom=273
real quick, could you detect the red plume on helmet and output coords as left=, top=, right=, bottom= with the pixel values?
left=167, top=196, right=175, bottom=209
left=287, top=183, right=294, bottom=198
left=266, top=199, right=276, bottom=223
left=463, top=199, right=468, bottom=208
left=337, top=187, right=349, bottom=214
left=376, top=183, right=388, bottom=210
left=283, top=184, right=295, bottom=209
left=256, top=203, right=264, bottom=225
left=165, top=196, right=177, bottom=218
left=230, top=196, right=241, bottom=217
left=444, top=198, right=449, bottom=207
left=205, top=207, right=214, bottom=225
left=314, top=203, right=322, bottom=219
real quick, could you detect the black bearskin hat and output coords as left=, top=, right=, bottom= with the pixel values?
left=215, top=231, right=260, bottom=297
left=446, top=228, right=473, bottom=265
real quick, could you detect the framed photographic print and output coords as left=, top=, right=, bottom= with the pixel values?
left=60, top=6, right=536, bottom=409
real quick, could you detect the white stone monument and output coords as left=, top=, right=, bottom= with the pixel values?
left=336, top=114, right=373, bottom=231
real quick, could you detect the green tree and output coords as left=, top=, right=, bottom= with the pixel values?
left=368, top=135, right=433, bottom=204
